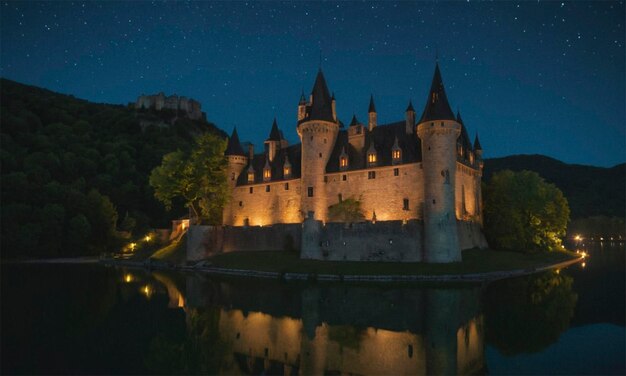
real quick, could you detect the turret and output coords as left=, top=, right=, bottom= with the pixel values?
left=223, top=127, right=248, bottom=224
left=456, top=110, right=472, bottom=162
left=265, top=118, right=282, bottom=162
left=331, top=92, right=337, bottom=122
left=297, top=91, right=307, bottom=122
left=405, top=100, right=416, bottom=134
left=474, top=133, right=483, bottom=167
left=416, top=63, right=462, bottom=263
left=368, top=94, right=377, bottom=131
left=297, top=68, right=339, bottom=222
left=348, top=114, right=366, bottom=153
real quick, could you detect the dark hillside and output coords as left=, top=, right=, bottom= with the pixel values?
left=484, top=154, right=625, bottom=219
left=0, top=78, right=225, bottom=258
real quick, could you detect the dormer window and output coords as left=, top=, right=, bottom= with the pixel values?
left=340, top=156, right=348, bottom=168
left=367, top=152, right=377, bottom=165
left=247, top=168, right=255, bottom=183
left=263, top=158, right=271, bottom=181
left=391, top=136, right=401, bottom=165
left=283, top=166, right=291, bottom=178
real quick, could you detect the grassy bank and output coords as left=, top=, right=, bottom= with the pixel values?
left=208, top=248, right=579, bottom=276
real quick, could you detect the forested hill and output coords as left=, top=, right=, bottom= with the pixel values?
left=484, top=154, right=625, bottom=219
left=0, top=78, right=225, bottom=258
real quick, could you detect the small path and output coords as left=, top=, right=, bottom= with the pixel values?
left=99, top=255, right=584, bottom=284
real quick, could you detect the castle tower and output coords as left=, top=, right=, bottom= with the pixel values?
left=405, top=100, right=416, bottom=134
left=297, top=69, right=339, bottom=221
left=348, top=114, right=365, bottom=153
left=265, top=118, right=282, bottom=162
left=368, top=94, right=377, bottom=131
left=416, top=63, right=462, bottom=263
left=223, top=127, right=248, bottom=224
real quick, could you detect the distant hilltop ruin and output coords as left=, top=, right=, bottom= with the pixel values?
left=134, top=92, right=204, bottom=120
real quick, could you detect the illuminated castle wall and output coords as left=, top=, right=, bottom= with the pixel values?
left=220, top=64, right=486, bottom=262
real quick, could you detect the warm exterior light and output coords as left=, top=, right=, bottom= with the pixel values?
left=145, top=235, right=151, bottom=242
left=574, top=234, right=582, bottom=241
left=582, top=262, right=586, bottom=268
left=129, top=242, right=137, bottom=251
left=142, top=285, right=152, bottom=298
left=124, top=274, right=133, bottom=283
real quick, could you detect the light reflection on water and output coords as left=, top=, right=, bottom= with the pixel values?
left=1, top=242, right=624, bottom=375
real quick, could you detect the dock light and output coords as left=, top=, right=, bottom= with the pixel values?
left=145, top=235, right=152, bottom=242
left=574, top=235, right=582, bottom=241
left=124, top=274, right=133, bottom=283
left=129, top=242, right=137, bottom=251
left=142, top=285, right=152, bottom=298
left=581, top=251, right=587, bottom=258
left=582, top=262, right=586, bottom=268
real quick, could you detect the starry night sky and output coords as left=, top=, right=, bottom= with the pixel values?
left=1, top=1, right=624, bottom=167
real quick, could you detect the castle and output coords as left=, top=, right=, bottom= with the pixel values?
left=214, top=63, right=486, bottom=263
left=134, top=92, right=204, bottom=120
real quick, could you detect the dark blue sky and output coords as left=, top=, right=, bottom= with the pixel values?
left=1, top=1, right=624, bottom=167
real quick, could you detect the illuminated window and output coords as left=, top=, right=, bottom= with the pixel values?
left=283, top=166, right=290, bottom=177
left=263, top=169, right=271, bottom=180
left=307, top=187, right=314, bottom=197
left=368, top=153, right=377, bottom=163
left=248, top=171, right=254, bottom=183
left=340, top=156, right=348, bottom=168
left=392, top=150, right=401, bottom=159
left=368, top=171, right=376, bottom=179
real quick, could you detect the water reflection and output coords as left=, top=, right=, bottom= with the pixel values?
left=145, top=274, right=486, bottom=375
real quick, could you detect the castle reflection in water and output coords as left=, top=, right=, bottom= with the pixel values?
left=146, top=272, right=485, bottom=375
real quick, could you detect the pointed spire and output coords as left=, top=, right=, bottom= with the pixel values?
left=456, top=109, right=464, bottom=125
left=267, top=118, right=281, bottom=141
left=368, top=94, right=376, bottom=113
left=406, top=100, right=415, bottom=112
left=299, top=89, right=306, bottom=104
left=225, top=127, right=246, bottom=156
left=474, top=133, right=482, bottom=150
left=308, top=69, right=335, bottom=122
left=418, top=62, right=456, bottom=123
left=349, top=114, right=360, bottom=126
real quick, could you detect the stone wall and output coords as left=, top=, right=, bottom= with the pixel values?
left=187, top=219, right=486, bottom=262
left=186, top=223, right=302, bottom=262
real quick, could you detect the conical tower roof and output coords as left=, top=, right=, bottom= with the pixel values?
left=474, top=134, right=482, bottom=151
left=419, top=63, right=456, bottom=123
left=349, top=114, right=360, bottom=126
left=225, top=127, right=246, bottom=156
left=368, top=94, right=376, bottom=113
left=267, top=118, right=281, bottom=141
left=406, top=100, right=415, bottom=112
left=457, top=110, right=472, bottom=150
left=309, top=69, right=335, bottom=122
left=299, top=90, right=306, bottom=104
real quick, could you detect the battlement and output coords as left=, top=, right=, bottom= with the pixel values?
left=134, top=92, right=204, bottom=120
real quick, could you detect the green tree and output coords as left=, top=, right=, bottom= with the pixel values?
left=328, top=198, right=365, bottom=222
left=484, top=170, right=570, bottom=253
left=149, top=133, right=228, bottom=224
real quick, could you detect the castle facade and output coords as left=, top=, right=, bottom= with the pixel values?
left=221, top=64, right=485, bottom=262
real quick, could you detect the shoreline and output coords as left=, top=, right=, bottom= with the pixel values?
left=99, top=254, right=583, bottom=284
left=2, top=256, right=101, bottom=264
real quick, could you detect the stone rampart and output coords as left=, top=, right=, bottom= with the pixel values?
left=187, top=219, right=487, bottom=262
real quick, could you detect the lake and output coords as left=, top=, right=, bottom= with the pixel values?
left=2, top=243, right=624, bottom=375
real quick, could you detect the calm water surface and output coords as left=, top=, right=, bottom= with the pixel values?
left=2, top=243, right=624, bottom=375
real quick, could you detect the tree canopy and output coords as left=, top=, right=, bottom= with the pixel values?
left=0, top=78, right=225, bottom=258
left=149, top=133, right=228, bottom=225
left=483, top=170, right=570, bottom=253
left=327, top=198, right=365, bottom=223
